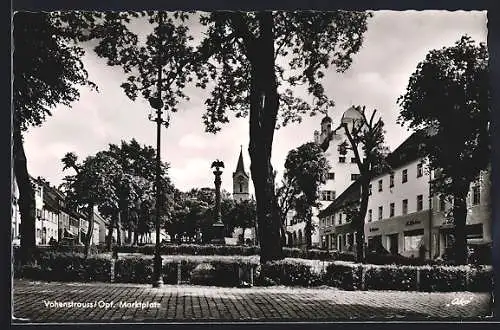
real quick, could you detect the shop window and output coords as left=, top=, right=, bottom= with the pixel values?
left=466, top=224, right=483, bottom=240
left=404, top=229, right=424, bottom=251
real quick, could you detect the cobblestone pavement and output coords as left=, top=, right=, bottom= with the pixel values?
left=12, top=280, right=492, bottom=322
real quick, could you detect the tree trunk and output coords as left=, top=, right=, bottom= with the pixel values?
left=84, top=203, right=94, bottom=258
left=280, top=223, right=287, bottom=247
left=453, top=186, right=469, bottom=265
left=106, top=211, right=118, bottom=251
left=305, top=206, right=313, bottom=249
left=13, top=127, right=36, bottom=265
left=116, top=211, right=122, bottom=246
left=355, top=178, right=370, bottom=263
left=247, top=12, right=283, bottom=264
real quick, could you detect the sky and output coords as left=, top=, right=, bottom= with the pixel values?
left=22, top=10, right=487, bottom=196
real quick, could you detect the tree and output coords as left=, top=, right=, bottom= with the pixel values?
left=284, top=142, right=330, bottom=249
left=276, top=178, right=299, bottom=247
left=196, top=11, right=371, bottom=262
left=13, top=12, right=98, bottom=264
left=226, top=199, right=257, bottom=241
left=328, top=106, right=390, bottom=261
left=103, top=139, right=171, bottom=244
left=62, top=152, right=122, bottom=257
left=397, top=36, right=489, bottom=264
left=91, top=10, right=371, bottom=262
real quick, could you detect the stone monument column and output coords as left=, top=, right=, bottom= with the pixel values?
left=211, top=160, right=225, bottom=244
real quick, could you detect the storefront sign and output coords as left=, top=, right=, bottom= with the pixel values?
left=405, top=219, right=421, bottom=226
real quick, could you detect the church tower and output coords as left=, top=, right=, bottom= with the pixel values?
left=233, top=146, right=250, bottom=202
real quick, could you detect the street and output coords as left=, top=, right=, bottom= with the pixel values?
left=12, top=279, right=492, bottom=322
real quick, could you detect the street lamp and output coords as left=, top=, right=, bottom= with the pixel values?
left=211, top=160, right=225, bottom=244
left=149, top=12, right=169, bottom=289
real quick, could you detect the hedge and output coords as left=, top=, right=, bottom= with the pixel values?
left=14, top=252, right=493, bottom=293
left=14, top=252, right=111, bottom=282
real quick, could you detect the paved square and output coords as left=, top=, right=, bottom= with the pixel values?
left=12, top=280, right=492, bottom=322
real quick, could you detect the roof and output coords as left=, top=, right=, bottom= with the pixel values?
left=385, top=130, right=427, bottom=169
left=341, top=106, right=363, bottom=123
left=318, top=180, right=362, bottom=218
left=233, top=146, right=249, bottom=178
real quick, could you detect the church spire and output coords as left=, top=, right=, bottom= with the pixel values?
left=236, top=145, right=245, bottom=173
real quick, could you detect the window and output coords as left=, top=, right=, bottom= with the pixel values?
left=36, top=209, right=42, bottom=219
left=417, top=162, right=423, bottom=178
left=389, top=174, right=394, bottom=188
left=472, top=186, right=480, bottom=205
left=351, top=173, right=360, bottom=181
left=351, top=157, right=357, bottom=163
left=439, top=195, right=446, bottom=211
left=378, top=179, right=383, bottom=192
left=390, top=203, right=395, bottom=217
left=466, top=224, right=483, bottom=240
left=338, top=213, right=342, bottom=225
left=368, top=184, right=372, bottom=196
left=402, top=169, right=408, bottom=183
left=368, top=209, right=372, bottom=222
left=404, top=229, right=424, bottom=251
left=321, top=190, right=336, bottom=201
left=402, top=199, right=408, bottom=215
left=339, top=157, right=346, bottom=163
left=378, top=206, right=383, bottom=220
left=327, top=172, right=335, bottom=180
left=417, top=195, right=423, bottom=211
left=240, top=183, right=243, bottom=192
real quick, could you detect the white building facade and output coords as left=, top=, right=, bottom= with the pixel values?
left=313, top=107, right=364, bottom=249
left=364, top=132, right=492, bottom=259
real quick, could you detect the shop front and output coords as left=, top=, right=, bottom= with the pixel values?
left=365, top=210, right=431, bottom=258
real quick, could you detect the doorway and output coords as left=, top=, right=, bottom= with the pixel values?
left=389, top=233, right=399, bottom=255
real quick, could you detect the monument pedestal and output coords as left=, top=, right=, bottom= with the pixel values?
left=210, top=222, right=225, bottom=245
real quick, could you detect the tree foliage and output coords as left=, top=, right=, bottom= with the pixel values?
left=90, top=10, right=371, bottom=262
left=397, top=35, right=490, bottom=264
left=196, top=11, right=371, bottom=262
left=283, top=142, right=330, bottom=249
left=13, top=12, right=99, bottom=264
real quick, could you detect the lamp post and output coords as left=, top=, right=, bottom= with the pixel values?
left=148, top=12, right=169, bottom=289
left=211, top=160, right=225, bottom=244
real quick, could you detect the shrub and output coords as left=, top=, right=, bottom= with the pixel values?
left=256, top=260, right=324, bottom=287
left=324, top=262, right=362, bottom=290
left=15, top=252, right=111, bottom=282
left=114, top=257, right=153, bottom=284
left=419, top=265, right=468, bottom=292
left=467, top=265, right=494, bottom=292
left=364, top=265, right=417, bottom=291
